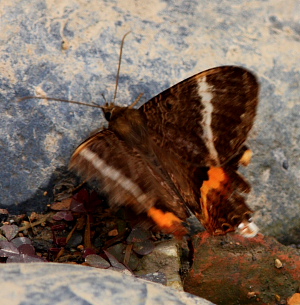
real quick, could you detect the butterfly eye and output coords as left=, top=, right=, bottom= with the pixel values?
left=104, top=111, right=112, bottom=121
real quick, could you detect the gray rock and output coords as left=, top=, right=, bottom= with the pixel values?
left=0, top=1, right=299, bottom=242
left=135, top=240, right=184, bottom=290
left=0, top=263, right=214, bottom=305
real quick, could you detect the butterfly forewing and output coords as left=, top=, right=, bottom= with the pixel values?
left=141, top=66, right=259, bottom=167
left=70, top=129, right=190, bottom=235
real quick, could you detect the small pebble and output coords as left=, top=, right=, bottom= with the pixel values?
left=61, top=40, right=70, bottom=50
left=108, top=229, right=118, bottom=236
left=275, top=258, right=283, bottom=268
left=77, top=245, right=84, bottom=251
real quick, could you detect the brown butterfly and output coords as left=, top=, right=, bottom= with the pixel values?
left=70, top=66, right=259, bottom=238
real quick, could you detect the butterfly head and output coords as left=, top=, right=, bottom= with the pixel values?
left=101, top=103, right=127, bottom=122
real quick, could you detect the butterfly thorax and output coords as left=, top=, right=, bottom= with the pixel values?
left=102, top=105, right=149, bottom=151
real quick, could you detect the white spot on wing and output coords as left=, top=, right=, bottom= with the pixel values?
left=237, top=220, right=259, bottom=238
left=197, top=76, right=219, bottom=165
left=79, top=148, right=147, bottom=204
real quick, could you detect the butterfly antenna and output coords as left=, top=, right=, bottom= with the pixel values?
left=17, top=96, right=102, bottom=109
left=101, top=93, right=109, bottom=106
left=128, top=93, right=144, bottom=109
left=113, top=31, right=131, bottom=103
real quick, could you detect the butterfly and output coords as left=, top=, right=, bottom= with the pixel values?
left=69, top=66, right=259, bottom=238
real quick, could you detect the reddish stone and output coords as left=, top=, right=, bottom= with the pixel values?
left=288, top=293, right=300, bottom=305
left=184, top=232, right=300, bottom=305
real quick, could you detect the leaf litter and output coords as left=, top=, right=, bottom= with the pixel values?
left=0, top=184, right=169, bottom=286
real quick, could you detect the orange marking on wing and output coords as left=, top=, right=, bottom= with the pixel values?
left=205, top=167, right=226, bottom=189
left=201, top=167, right=227, bottom=201
left=148, top=207, right=182, bottom=228
left=147, top=207, right=187, bottom=237
left=200, top=167, right=228, bottom=226
left=71, top=137, right=96, bottom=159
left=239, top=149, right=253, bottom=166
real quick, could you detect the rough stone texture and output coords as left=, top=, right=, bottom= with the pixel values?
left=0, top=1, right=300, bottom=243
left=0, top=263, right=214, bottom=305
left=184, top=232, right=300, bottom=305
left=135, top=240, right=184, bottom=290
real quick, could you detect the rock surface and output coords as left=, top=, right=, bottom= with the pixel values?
left=184, top=232, right=300, bottom=305
left=0, top=263, right=213, bottom=305
left=135, top=240, right=184, bottom=290
left=0, top=1, right=300, bottom=243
